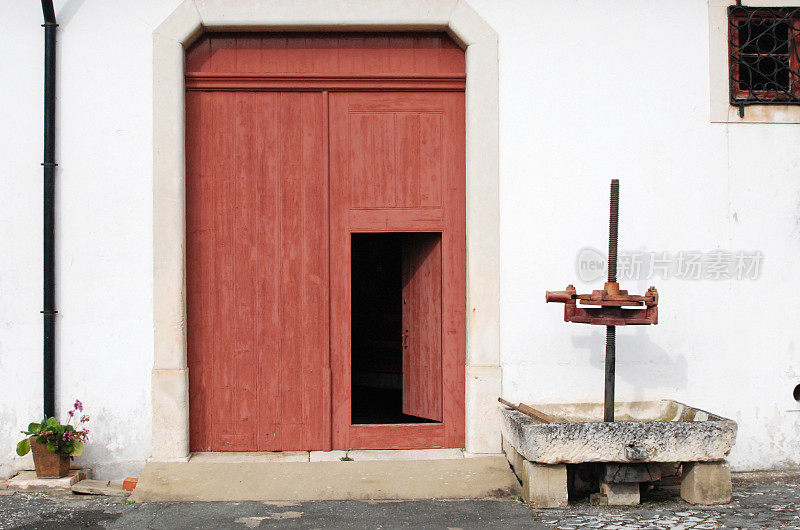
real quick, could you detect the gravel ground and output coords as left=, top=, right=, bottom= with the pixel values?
left=0, top=472, right=797, bottom=529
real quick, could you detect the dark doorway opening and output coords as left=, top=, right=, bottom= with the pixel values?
left=351, top=233, right=441, bottom=425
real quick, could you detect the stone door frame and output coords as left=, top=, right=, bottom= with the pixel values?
left=151, top=0, right=500, bottom=460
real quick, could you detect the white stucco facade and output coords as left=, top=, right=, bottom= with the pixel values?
left=1, top=0, right=799, bottom=480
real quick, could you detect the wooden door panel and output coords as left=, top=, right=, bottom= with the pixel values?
left=330, top=92, right=465, bottom=449
left=187, top=91, right=330, bottom=452
left=402, top=233, right=443, bottom=421
left=186, top=32, right=465, bottom=77
left=345, top=110, right=444, bottom=209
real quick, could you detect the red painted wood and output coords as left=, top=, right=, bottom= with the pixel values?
left=185, top=74, right=465, bottom=92
left=402, top=234, right=443, bottom=422
left=186, top=32, right=465, bottom=76
left=186, top=91, right=330, bottom=451
left=348, top=209, right=445, bottom=232
left=187, top=32, right=464, bottom=452
left=349, top=424, right=447, bottom=449
left=329, top=92, right=466, bottom=449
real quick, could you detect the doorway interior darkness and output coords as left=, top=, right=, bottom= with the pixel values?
left=351, top=233, right=442, bottom=425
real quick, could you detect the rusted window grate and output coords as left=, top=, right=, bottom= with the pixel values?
left=728, top=4, right=800, bottom=113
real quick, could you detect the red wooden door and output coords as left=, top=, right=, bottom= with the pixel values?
left=185, top=32, right=464, bottom=452
left=186, top=91, right=330, bottom=451
left=329, top=92, right=466, bottom=449
left=402, top=234, right=443, bottom=422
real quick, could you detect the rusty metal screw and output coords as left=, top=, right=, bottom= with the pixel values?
left=605, top=179, right=619, bottom=422
left=605, top=325, right=616, bottom=422
left=608, top=179, right=619, bottom=283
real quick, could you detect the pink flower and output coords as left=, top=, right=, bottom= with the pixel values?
left=74, top=400, right=83, bottom=412
left=68, top=410, right=74, bottom=417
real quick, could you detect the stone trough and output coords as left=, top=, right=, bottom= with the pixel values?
left=500, top=400, right=737, bottom=508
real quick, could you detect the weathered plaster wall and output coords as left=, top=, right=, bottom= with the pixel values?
left=0, top=1, right=43, bottom=480
left=0, top=0, right=798, bottom=479
left=0, top=1, right=178, bottom=480
left=468, top=0, right=800, bottom=471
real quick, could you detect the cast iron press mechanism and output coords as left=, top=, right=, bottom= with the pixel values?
left=545, top=180, right=659, bottom=422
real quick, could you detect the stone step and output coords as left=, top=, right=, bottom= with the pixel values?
left=130, top=456, right=520, bottom=502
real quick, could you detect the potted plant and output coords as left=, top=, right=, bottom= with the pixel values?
left=16, top=400, right=90, bottom=478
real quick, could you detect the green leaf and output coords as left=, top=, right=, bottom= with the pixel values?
left=70, top=441, right=84, bottom=457
left=45, top=417, right=58, bottom=430
left=27, top=423, right=42, bottom=435
left=16, top=438, right=30, bottom=456
left=46, top=440, right=57, bottom=453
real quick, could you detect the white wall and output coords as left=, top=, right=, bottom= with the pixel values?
left=0, top=0, right=44, bottom=480
left=469, top=0, right=800, bottom=470
left=0, top=0, right=797, bottom=478
left=0, top=0, right=178, bottom=480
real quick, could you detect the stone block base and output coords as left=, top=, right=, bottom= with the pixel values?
left=522, top=461, right=568, bottom=509
left=504, top=437, right=568, bottom=508
left=680, top=461, right=732, bottom=505
left=600, top=481, right=640, bottom=505
left=589, top=492, right=608, bottom=505
left=503, top=439, right=525, bottom=482
left=503, top=435, right=731, bottom=508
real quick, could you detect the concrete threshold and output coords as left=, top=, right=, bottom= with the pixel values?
left=130, top=455, right=519, bottom=502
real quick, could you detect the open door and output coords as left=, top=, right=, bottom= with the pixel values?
left=401, top=233, right=443, bottom=422
left=329, top=91, right=465, bottom=449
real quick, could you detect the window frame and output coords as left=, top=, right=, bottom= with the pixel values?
left=708, top=0, right=800, bottom=124
left=728, top=6, right=800, bottom=106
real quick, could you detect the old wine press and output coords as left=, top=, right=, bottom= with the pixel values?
left=545, top=180, right=659, bottom=422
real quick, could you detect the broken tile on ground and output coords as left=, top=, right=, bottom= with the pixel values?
left=71, top=479, right=129, bottom=497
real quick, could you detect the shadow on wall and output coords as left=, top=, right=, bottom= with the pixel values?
left=56, top=0, right=85, bottom=26
left=571, top=327, right=688, bottom=401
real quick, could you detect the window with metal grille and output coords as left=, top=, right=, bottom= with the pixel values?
left=728, top=5, right=800, bottom=111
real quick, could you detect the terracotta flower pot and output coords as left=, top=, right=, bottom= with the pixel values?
left=30, top=437, right=70, bottom=478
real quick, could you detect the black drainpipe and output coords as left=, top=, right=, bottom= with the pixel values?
left=41, top=0, right=57, bottom=419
